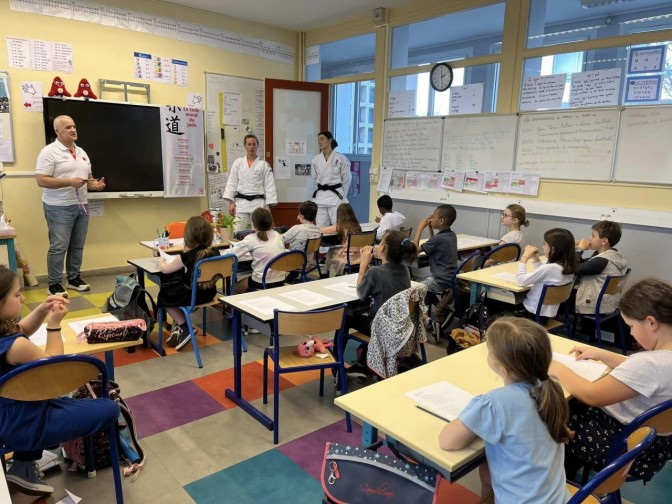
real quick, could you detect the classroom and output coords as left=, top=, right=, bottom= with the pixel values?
left=1, top=0, right=671, bottom=503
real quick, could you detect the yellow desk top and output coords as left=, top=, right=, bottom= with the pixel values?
left=36, top=314, right=142, bottom=356
left=457, top=261, right=532, bottom=293
left=335, top=334, right=579, bottom=474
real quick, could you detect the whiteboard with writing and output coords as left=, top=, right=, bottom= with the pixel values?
left=382, top=118, right=443, bottom=172
left=441, top=115, right=517, bottom=172
left=515, top=109, right=619, bottom=181
left=615, top=106, right=672, bottom=184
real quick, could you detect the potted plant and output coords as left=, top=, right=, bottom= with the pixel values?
left=216, top=214, right=238, bottom=242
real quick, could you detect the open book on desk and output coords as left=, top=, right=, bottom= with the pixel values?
left=552, top=352, right=609, bottom=382
left=405, top=381, right=475, bottom=422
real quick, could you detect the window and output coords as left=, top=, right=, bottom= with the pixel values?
left=527, top=0, right=672, bottom=49
left=306, top=33, right=375, bottom=81
left=391, top=2, right=506, bottom=69
left=333, top=80, right=375, bottom=154
left=389, top=63, right=499, bottom=117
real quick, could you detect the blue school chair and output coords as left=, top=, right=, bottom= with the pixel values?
left=535, top=281, right=575, bottom=337
left=263, top=305, right=351, bottom=444
left=567, top=426, right=656, bottom=504
left=157, top=254, right=239, bottom=368
left=476, top=242, right=520, bottom=268
left=0, top=355, right=124, bottom=503
left=302, top=235, right=323, bottom=280
left=573, top=269, right=631, bottom=354
left=345, top=230, right=377, bottom=274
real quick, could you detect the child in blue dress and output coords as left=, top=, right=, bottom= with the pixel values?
left=439, top=317, right=571, bottom=504
left=0, top=265, right=119, bottom=496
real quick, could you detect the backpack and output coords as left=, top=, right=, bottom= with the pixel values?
left=103, top=274, right=157, bottom=343
left=62, top=378, right=145, bottom=478
left=446, top=294, right=492, bottom=355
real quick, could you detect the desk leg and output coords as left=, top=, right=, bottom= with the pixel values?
left=362, top=422, right=378, bottom=446
left=469, top=282, right=479, bottom=305
left=224, top=309, right=274, bottom=430
left=105, top=351, right=115, bottom=381
left=135, top=267, right=145, bottom=289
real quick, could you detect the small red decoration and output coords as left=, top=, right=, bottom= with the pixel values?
left=47, top=76, right=71, bottom=98
left=73, top=78, right=97, bottom=100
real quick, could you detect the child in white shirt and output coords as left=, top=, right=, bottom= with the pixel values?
left=500, top=203, right=529, bottom=246
left=229, top=208, right=285, bottom=292
left=375, top=195, right=405, bottom=242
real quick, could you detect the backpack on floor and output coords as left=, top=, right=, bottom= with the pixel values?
left=446, top=294, right=491, bottom=355
left=62, top=378, right=145, bottom=478
left=322, top=441, right=439, bottom=504
left=103, top=274, right=157, bottom=343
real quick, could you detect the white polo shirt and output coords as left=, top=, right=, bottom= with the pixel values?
left=36, top=139, right=92, bottom=206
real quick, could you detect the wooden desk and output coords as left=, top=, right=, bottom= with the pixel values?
left=334, top=335, right=580, bottom=482
left=34, top=314, right=142, bottom=380
left=457, top=261, right=532, bottom=305
left=222, top=274, right=373, bottom=430
left=0, top=225, right=17, bottom=273
left=139, top=238, right=230, bottom=254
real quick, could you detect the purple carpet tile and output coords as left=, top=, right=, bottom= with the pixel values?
left=125, top=381, right=226, bottom=438
left=278, top=420, right=365, bottom=481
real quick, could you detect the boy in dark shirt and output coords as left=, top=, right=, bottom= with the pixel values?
left=413, top=204, right=458, bottom=295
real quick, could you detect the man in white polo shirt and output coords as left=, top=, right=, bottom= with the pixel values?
left=36, top=115, right=106, bottom=297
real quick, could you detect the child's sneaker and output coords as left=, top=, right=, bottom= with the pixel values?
left=6, top=460, right=54, bottom=496
left=175, top=330, right=192, bottom=351
left=165, top=325, right=182, bottom=347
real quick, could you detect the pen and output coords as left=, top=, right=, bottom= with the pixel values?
left=416, top=405, right=451, bottom=423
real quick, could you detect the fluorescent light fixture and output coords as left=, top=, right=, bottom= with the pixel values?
left=580, top=0, right=634, bottom=8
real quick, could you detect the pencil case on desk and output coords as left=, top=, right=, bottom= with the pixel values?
left=77, top=319, right=146, bottom=344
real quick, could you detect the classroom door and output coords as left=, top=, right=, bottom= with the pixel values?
left=265, top=79, right=329, bottom=227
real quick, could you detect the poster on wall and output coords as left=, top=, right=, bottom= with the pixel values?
left=161, top=105, right=206, bottom=197
left=349, top=161, right=360, bottom=197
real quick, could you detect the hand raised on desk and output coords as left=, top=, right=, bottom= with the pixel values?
left=46, top=300, right=68, bottom=326
left=359, top=245, right=374, bottom=266
left=521, top=245, right=539, bottom=262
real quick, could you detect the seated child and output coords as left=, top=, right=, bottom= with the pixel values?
left=516, top=228, right=577, bottom=321
left=413, top=204, right=458, bottom=295
left=440, top=317, right=571, bottom=504
left=500, top=204, right=529, bottom=246
left=321, top=203, right=362, bottom=277
left=283, top=201, right=321, bottom=251
left=550, top=278, right=672, bottom=482
left=159, top=216, right=218, bottom=350
left=574, top=220, right=628, bottom=315
left=0, top=266, right=119, bottom=497
left=229, top=207, right=286, bottom=292
left=375, top=195, right=405, bottom=242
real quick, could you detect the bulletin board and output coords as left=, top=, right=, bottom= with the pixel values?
left=0, top=72, right=16, bottom=163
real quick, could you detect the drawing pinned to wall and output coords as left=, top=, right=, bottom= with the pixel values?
left=0, top=72, right=15, bottom=163
left=20, top=81, right=43, bottom=112
left=484, top=171, right=510, bottom=192
left=464, top=171, right=485, bottom=193
left=223, top=91, right=242, bottom=125
left=508, top=172, right=540, bottom=196
left=208, top=172, right=227, bottom=208
left=274, top=157, right=290, bottom=180
left=286, top=138, right=306, bottom=156
left=188, top=92, right=203, bottom=109
left=294, top=164, right=311, bottom=176
left=349, top=161, right=360, bottom=197
left=161, top=105, right=205, bottom=198
left=390, top=170, right=406, bottom=190
left=440, top=170, right=466, bottom=192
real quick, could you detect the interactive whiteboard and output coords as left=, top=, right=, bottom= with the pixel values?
left=515, top=109, right=619, bottom=181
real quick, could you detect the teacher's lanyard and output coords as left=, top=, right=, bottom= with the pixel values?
left=70, top=148, right=89, bottom=216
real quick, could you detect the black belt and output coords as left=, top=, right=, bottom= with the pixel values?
left=313, top=183, right=343, bottom=199
left=235, top=193, right=265, bottom=201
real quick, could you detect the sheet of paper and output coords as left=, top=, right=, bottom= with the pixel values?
left=491, top=272, right=518, bottom=283
left=279, top=289, right=334, bottom=307
left=449, top=83, right=484, bottom=115
left=21, top=81, right=43, bottom=112
left=29, top=325, right=65, bottom=346
left=377, top=166, right=392, bottom=193
left=239, top=297, right=296, bottom=316
left=67, top=315, right=118, bottom=336
left=88, top=199, right=104, bottom=217
left=55, top=489, right=82, bottom=504
left=223, top=91, right=242, bottom=125
left=552, top=352, right=608, bottom=383
left=274, top=156, right=290, bottom=180
left=322, top=282, right=358, bottom=296
left=405, top=381, right=474, bottom=422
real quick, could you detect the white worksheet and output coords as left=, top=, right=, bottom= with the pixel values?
left=29, top=325, right=65, bottom=346
left=239, top=297, right=296, bottom=316
left=552, top=352, right=608, bottom=383
left=491, top=272, right=518, bottom=283
left=405, top=381, right=475, bottom=422
left=279, top=289, right=334, bottom=307
left=322, top=282, right=358, bottom=296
